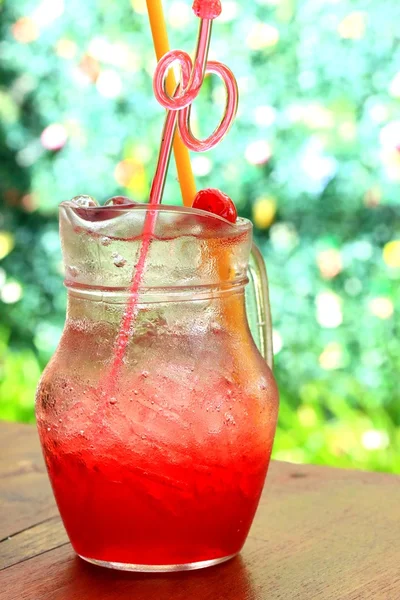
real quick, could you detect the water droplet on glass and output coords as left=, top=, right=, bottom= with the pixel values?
left=59, top=418, right=62, bottom=423
left=142, top=370, right=149, bottom=379
left=133, top=390, right=138, bottom=395
left=112, top=252, right=127, bottom=268
left=101, top=236, right=112, bottom=247
left=71, top=195, right=98, bottom=207
left=109, top=397, right=117, bottom=405
left=67, top=266, right=78, bottom=278
left=47, top=427, right=51, bottom=432
left=141, top=434, right=146, bottom=440
left=80, top=430, right=85, bottom=435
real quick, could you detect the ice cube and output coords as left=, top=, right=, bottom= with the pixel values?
left=112, top=252, right=127, bottom=268
left=70, top=195, right=102, bottom=221
left=105, top=196, right=137, bottom=207
left=71, top=195, right=98, bottom=207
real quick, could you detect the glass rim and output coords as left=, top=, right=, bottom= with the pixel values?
left=59, top=201, right=252, bottom=231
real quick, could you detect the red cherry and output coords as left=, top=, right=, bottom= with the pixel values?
left=192, top=188, right=237, bottom=223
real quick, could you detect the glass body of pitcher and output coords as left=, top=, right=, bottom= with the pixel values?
left=36, top=203, right=279, bottom=572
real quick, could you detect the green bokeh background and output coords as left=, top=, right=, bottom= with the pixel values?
left=1, top=0, right=399, bottom=472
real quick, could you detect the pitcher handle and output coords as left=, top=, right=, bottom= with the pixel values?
left=247, top=244, right=274, bottom=370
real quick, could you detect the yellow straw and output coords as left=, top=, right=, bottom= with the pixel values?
left=145, top=2, right=246, bottom=375
left=146, top=0, right=197, bottom=207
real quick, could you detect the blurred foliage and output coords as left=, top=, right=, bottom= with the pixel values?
left=0, top=0, right=399, bottom=472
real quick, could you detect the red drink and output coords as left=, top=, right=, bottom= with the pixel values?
left=37, top=326, right=278, bottom=569
left=38, top=373, right=276, bottom=567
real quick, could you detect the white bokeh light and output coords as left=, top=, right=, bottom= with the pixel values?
left=41, top=124, right=68, bottom=151
left=380, top=120, right=400, bottom=148
left=272, top=330, right=283, bottom=355
left=192, top=156, right=212, bottom=177
left=1, top=281, right=23, bottom=304
left=253, top=105, right=277, bottom=128
left=245, top=140, right=272, bottom=165
left=33, top=0, right=64, bottom=27
left=168, top=1, right=191, bottom=29
left=389, top=72, right=400, bottom=98
left=96, top=70, right=123, bottom=98
left=361, top=430, right=389, bottom=451
left=220, top=1, right=239, bottom=22
left=316, top=291, right=343, bottom=328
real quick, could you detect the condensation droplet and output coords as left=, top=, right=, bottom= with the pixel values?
left=112, top=251, right=127, bottom=268
left=142, top=370, right=149, bottom=379
left=109, top=397, right=117, bottom=405
left=133, top=390, right=138, bottom=395
left=101, top=236, right=112, bottom=247
left=80, top=430, right=85, bottom=435
left=67, top=266, right=78, bottom=278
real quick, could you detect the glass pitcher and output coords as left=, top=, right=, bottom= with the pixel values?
left=36, top=202, right=279, bottom=572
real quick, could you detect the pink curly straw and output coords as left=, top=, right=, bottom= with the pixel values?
left=150, top=8, right=239, bottom=204
left=108, top=1, right=238, bottom=384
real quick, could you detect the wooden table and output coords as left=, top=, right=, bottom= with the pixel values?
left=0, top=421, right=399, bottom=599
